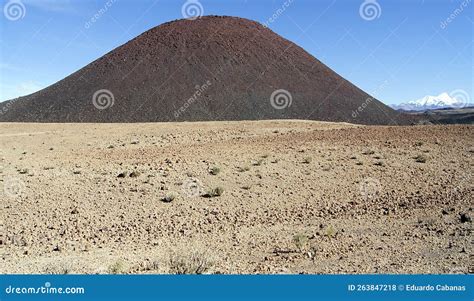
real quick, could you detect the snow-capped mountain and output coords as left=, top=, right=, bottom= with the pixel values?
left=391, top=92, right=467, bottom=111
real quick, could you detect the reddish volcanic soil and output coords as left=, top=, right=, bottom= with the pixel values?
left=0, top=16, right=412, bottom=125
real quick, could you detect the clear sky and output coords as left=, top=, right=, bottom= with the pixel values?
left=0, top=0, right=472, bottom=105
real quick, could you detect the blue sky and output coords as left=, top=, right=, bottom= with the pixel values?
left=0, top=0, right=472, bottom=105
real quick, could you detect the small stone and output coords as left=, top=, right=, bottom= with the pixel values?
left=459, top=213, right=471, bottom=223
left=161, top=194, right=176, bottom=203
left=129, top=171, right=140, bottom=178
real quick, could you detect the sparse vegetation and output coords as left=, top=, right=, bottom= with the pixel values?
left=209, top=166, right=221, bottom=175
left=205, top=187, right=224, bottom=197
left=325, top=225, right=336, bottom=238
left=140, top=259, right=160, bottom=272
left=414, top=154, right=427, bottom=163
left=43, top=262, right=72, bottom=274
left=169, top=251, right=213, bottom=274
left=108, top=259, right=128, bottom=274
left=293, top=233, right=309, bottom=252
left=4, top=120, right=471, bottom=275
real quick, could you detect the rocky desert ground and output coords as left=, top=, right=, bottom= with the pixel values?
left=0, top=120, right=472, bottom=274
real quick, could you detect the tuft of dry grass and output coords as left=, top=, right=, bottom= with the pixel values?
left=325, top=226, right=336, bottom=238
left=209, top=166, right=221, bottom=175
left=293, top=233, right=309, bottom=252
left=205, top=187, right=224, bottom=197
left=42, top=262, right=72, bottom=274
left=414, top=154, right=427, bottom=163
left=108, top=259, right=128, bottom=274
left=169, top=251, right=213, bottom=274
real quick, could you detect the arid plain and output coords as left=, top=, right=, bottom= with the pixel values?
left=0, top=121, right=472, bottom=274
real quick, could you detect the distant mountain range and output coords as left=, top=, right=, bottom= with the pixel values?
left=391, top=93, right=470, bottom=111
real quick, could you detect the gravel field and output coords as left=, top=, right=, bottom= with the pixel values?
left=0, top=121, right=472, bottom=274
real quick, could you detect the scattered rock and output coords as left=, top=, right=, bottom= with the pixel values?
left=459, top=213, right=471, bottom=223
left=161, top=193, right=176, bottom=203
left=129, top=171, right=140, bottom=178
